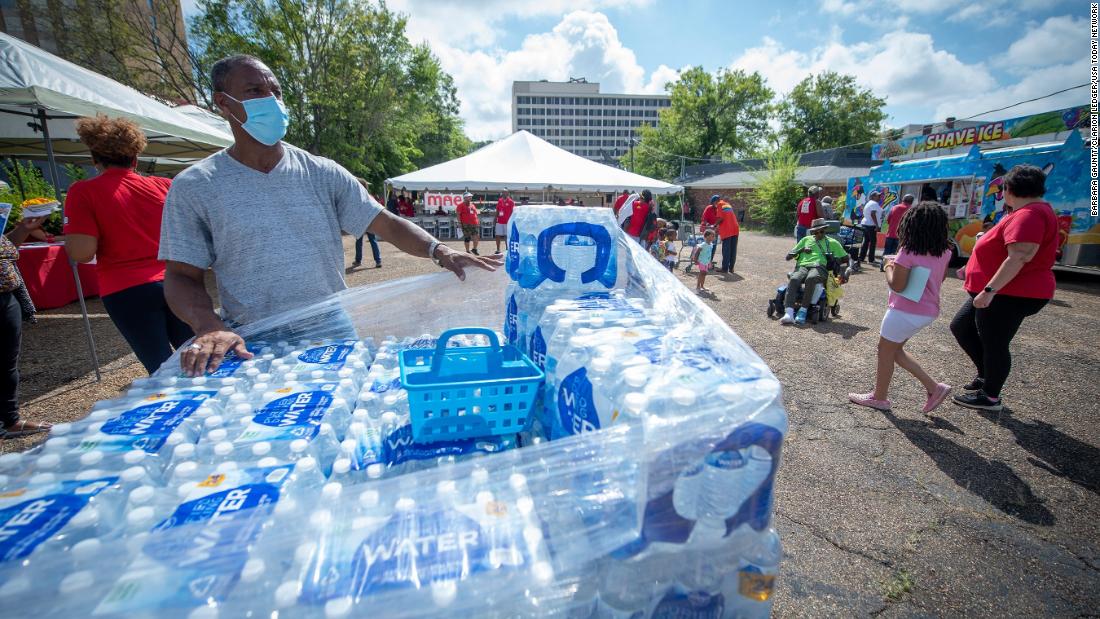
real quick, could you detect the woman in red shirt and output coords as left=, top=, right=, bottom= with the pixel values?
left=625, top=189, right=654, bottom=242
left=64, top=116, right=194, bottom=373
left=949, top=165, right=1057, bottom=412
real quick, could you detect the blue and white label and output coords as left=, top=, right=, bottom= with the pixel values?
left=352, top=509, right=490, bottom=595
left=0, top=477, right=116, bottom=561
left=236, top=391, right=333, bottom=442
left=529, top=326, right=547, bottom=370
left=298, top=343, right=355, bottom=369
left=368, top=375, right=403, bottom=394
left=95, top=397, right=206, bottom=453
left=652, top=586, right=725, bottom=619
left=505, top=294, right=519, bottom=345
left=557, top=368, right=600, bottom=436
left=382, top=424, right=512, bottom=466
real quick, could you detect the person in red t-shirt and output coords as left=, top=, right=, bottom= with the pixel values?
left=880, top=193, right=914, bottom=271
left=700, top=195, right=719, bottom=232
left=795, top=186, right=821, bottom=240
left=64, top=116, right=194, bottom=373
left=624, top=189, right=654, bottom=242
left=398, top=194, right=415, bottom=217
left=456, top=192, right=481, bottom=255
left=613, top=190, right=629, bottom=216
left=494, top=190, right=515, bottom=253
left=715, top=197, right=740, bottom=273
left=949, top=165, right=1057, bottom=412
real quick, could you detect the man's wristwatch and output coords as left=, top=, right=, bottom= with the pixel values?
left=983, top=285, right=996, bottom=293
left=428, top=240, right=443, bottom=266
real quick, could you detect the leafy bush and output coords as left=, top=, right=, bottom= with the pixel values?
left=748, top=148, right=803, bottom=235
left=1, top=159, right=64, bottom=234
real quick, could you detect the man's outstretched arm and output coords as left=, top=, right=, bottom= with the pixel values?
left=164, top=261, right=252, bottom=376
left=366, top=210, right=503, bottom=280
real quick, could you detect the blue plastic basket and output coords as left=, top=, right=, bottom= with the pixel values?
left=399, top=328, right=545, bottom=443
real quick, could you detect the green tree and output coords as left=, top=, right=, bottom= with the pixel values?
left=776, top=71, right=887, bottom=153
left=626, top=66, right=774, bottom=180
left=187, top=0, right=469, bottom=186
left=748, top=148, right=803, bottom=235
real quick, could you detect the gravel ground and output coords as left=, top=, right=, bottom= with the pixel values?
left=7, top=231, right=1099, bottom=616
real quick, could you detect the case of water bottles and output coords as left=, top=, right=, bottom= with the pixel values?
left=0, top=206, right=787, bottom=618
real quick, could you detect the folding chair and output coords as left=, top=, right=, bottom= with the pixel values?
left=480, top=217, right=495, bottom=240
left=436, top=218, right=453, bottom=240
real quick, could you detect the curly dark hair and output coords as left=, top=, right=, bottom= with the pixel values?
left=1004, top=164, right=1046, bottom=198
left=75, top=115, right=146, bottom=167
left=898, top=201, right=950, bottom=257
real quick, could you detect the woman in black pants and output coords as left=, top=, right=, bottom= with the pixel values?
left=64, top=116, right=193, bottom=373
left=1, top=216, right=52, bottom=437
left=949, top=165, right=1057, bottom=412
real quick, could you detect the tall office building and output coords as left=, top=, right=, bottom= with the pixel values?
left=512, top=79, right=671, bottom=163
left=1, top=0, right=195, bottom=103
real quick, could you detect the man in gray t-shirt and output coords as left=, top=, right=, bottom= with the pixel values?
left=161, top=55, right=500, bottom=376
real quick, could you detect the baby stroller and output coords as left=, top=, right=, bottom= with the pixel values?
left=766, top=263, right=846, bottom=324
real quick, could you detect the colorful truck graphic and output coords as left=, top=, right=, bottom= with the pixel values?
left=845, top=130, right=1097, bottom=269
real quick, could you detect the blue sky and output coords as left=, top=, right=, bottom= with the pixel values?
left=185, top=0, right=1090, bottom=141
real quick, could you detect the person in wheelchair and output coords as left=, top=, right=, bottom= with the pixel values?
left=778, top=218, right=849, bottom=325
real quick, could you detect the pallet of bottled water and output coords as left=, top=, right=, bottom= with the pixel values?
left=0, top=206, right=787, bottom=618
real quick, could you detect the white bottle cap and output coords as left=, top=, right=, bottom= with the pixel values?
left=533, top=561, right=555, bottom=584
left=383, top=394, right=398, bottom=406
left=589, top=317, right=606, bottom=328
left=174, top=460, right=199, bottom=479
left=257, top=457, right=280, bottom=468
left=381, top=412, right=398, bottom=425
left=0, top=452, right=22, bottom=470
left=310, top=369, right=325, bottom=380
left=207, top=428, right=228, bottom=443
left=590, top=357, right=612, bottom=374
left=476, top=490, right=494, bottom=505
left=332, top=458, right=351, bottom=476
left=49, top=422, right=72, bottom=436
left=59, top=570, right=95, bottom=595
left=275, top=581, right=301, bottom=608
left=69, top=505, right=99, bottom=528
left=187, top=605, right=218, bottom=619
left=44, top=437, right=68, bottom=451
left=718, top=383, right=744, bottom=401
left=215, top=461, right=239, bottom=473
left=192, top=376, right=208, bottom=385
left=121, top=466, right=147, bottom=484
left=233, top=403, right=252, bottom=416
left=524, top=525, right=545, bottom=548
left=36, top=453, right=61, bottom=470
left=71, top=538, right=102, bottom=561
left=290, top=439, right=309, bottom=454
left=256, top=373, right=273, bottom=383
left=164, top=431, right=187, bottom=448
left=127, top=505, right=155, bottom=529
left=244, top=367, right=261, bottom=378
left=28, top=472, right=55, bottom=486
left=174, top=443, right=197, bottom=460
left=395, top=497, right=416, bottom=512
left=624, top=393, right=648, bottom=414
left=129, top=485, right=156, bottom=505
left=310, top=509, right=333, bottom=528
left=569, top=335, right=588, bottom=348
left=617, top=364, right=645, bottom=386
left=516, top=495, right=534, bottom=516
left=471, top=467, right=489, bottom=485
left=436, top=480, right=457, bottom=497
left=80, top=450, right=104, bottom=467
left=240, top=557, right=265, bottom=583
left=296, top=456, right=318, bottom=474
left=217, top=386, right=236, bottom=399
left=431, top=580, right=457, bottom=608
left=204, top=415, right=224, bottom=430
left=75, top=469, right=106, bottom=481
left=672, top=388, right=696, bottom=407
left=325, top=596, right=354, bottom=618
left=252, top=383, right=269, bottom=394
left=0, top=576, right=30, bottom=597
left=322, top=482, right=343, bottom=500
left=177, top=481, right=198, bottom=498
left=509, top=473, right=528, bottom=490
left=366, top=463, right=384, bottom=479
left=123, top=450, right=147, bottom=465
left=359, top=489, right=380, bottom=508
left=214, top=441, right=234, bottom=457
left=252, top=442, right=272, bottom=457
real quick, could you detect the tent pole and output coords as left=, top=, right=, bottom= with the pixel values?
left=37, top=108, right=101, bottom=381
left=8, top=156, right=26, bottom=202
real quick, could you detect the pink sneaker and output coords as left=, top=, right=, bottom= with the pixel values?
left=848, top=392, right=891, bottom=411
left=923, top=383, right=952, bottom=414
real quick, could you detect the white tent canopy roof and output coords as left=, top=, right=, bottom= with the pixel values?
left=387, top=130, right=682, bottom=195
left=0, top=32, right=232, bottom=159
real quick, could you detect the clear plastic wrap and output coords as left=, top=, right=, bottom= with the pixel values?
left=1, top=206, right=786, bottom=618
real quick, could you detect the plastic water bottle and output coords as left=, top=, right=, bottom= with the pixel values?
left=728, top=528, right=781, bottom=619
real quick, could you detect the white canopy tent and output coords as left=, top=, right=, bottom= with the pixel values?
left=0, top=32, right=234, bottom=379
left=386, top=130, right=683, bottom=195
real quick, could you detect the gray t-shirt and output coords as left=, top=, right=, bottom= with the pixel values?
left=159, top=144, right=382, bottom=325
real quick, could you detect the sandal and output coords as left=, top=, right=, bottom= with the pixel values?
left=2, top=418, right=52, bottom=439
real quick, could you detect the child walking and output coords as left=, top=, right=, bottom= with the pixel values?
left=662, top=229, right=679, bottom=271
left=849, top=203, right=953, bottom=413
left=691, top=229, right=716, bottom=294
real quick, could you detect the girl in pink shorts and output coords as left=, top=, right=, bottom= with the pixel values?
left=850, top=203, right=953, bottom=413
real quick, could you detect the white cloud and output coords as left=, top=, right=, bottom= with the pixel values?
left=1000, top=15, right=1088, bottom=69
left=729, top=30, right=996, bottom=111
left=389, top=0, right=651, bottom=49
left=428, top=11, right=677, bottom=140
left=933, top=57, right=1089, bottom=122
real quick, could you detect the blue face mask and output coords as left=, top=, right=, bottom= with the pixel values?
left=221, top=93, right=289, bottom=146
